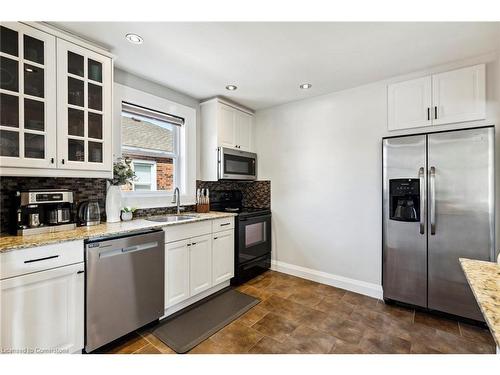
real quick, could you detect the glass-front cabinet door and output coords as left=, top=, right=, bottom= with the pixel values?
left=0, top=22, right=56, bottom=168
left=56, top=39, right=112, bottom=171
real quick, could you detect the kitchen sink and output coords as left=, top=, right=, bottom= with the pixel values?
left=146, top=214, right=199, bottom=223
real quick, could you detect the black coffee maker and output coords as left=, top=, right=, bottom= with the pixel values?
left=389, top=179, right=420, bottom=222
left=11, top=189, right=76, bottom=235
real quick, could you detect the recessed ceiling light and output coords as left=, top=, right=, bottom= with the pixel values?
left=126, top=33, right=143, bottom=44
left=225, top=85, right=238, bottom=91
left=300, top=83, right=312, bottom=89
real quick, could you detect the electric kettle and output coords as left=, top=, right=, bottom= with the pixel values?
left=78, top=200, right=101, bottom=226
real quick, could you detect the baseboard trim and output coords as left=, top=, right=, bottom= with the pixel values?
left=271, top=260, right=383, bottom=299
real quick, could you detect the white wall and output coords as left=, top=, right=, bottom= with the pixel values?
left=255, top=52, right=500, bottom=297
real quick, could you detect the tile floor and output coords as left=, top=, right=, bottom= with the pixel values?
left=98, top=270, right=496, bottom=354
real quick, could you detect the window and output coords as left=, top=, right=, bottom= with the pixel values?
left=115, top=83, right=197, bottom=210
left=131, top=160, right=156, bottom=191
left=120, top=102, right=183, bottom=192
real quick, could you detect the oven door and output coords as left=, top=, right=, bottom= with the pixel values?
left=237, top=214, right=271, bottom=265
left=219, top=147, right=257, bottom=180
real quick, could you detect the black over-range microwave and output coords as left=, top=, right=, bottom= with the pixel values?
left=218, top=147, right=257, bottom=181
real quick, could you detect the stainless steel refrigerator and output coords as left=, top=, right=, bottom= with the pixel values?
left=382, top=126, right=495, bottom=321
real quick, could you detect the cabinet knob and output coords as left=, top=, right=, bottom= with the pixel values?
left=214, top=237, right=218, bottom=240
left=50, top=157, right=54, bottom=164
left=61, top=159, right=65, bottom=164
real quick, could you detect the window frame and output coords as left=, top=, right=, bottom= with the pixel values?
left=113, top=83, right=197, bottom=209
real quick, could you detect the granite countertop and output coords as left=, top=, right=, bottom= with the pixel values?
left=0, top=211, right=237, bottom=253
left=460, top=258, right=500, bottom=348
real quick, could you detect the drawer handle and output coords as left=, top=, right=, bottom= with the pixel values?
left=214, top=237, right=218, bottom=240
left=24, top=255, right=59, bottom=264
left=220, top=223, right=231, bottom=226
left=77, top=270, right=84, bottom=274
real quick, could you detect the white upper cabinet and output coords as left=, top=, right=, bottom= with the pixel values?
left=234, top=110, right=252, bottom=151
left=388, top=76, right=432, bottom=131
left=0, top=22, right=113, bottom=177
left=388, top=64, right=486, bottom=131
left=218, top=104, right=237, bottom=148
left=432, top=65, right=486, bottom=126
left=0, top=22, right=57, bottom=169
left=56, top=39, right=112, bottom=171
left=215, top=102, right=253, bottom=151
left=200, top=98, right=254, bottom=180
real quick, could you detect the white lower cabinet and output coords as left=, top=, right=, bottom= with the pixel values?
left=0, top=262, right=84, bottom=354
left=165, top=239, right=190, bottom=307
left=189, top=234, right=212, bottom=296
left=212, top=229, right=235, bottom=284
left=163, top=218, right=235, bottom=313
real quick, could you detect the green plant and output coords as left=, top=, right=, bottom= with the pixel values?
left=121, top=206, right=137, bottom=213
left=109, top=157, right=136, bottom=186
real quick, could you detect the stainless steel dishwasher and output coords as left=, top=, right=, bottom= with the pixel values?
left=85, top=229, right=164, bottom=352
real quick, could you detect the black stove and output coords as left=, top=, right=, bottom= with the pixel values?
left=209, top=190, right=272, bottom=285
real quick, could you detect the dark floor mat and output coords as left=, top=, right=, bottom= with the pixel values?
left=152, top=288, right=259, bottom=353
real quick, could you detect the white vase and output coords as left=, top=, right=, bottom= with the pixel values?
left=106, top=185, right=122, bottom=223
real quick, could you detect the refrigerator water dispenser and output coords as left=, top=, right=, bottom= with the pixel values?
left=389, top=179, right=420, bottom=222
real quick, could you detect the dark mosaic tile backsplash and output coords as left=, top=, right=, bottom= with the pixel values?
left=197, top=180, right=271, bottom=208
left=0, top=177, right=270, bottom=233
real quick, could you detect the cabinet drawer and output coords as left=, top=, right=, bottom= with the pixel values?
left=163, top=221, right=212, bottom=243
left=212, top=217, right=235, bottom=232
left=0, top=240, right=84, bottom=280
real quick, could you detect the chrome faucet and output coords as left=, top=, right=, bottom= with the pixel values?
left=172, top=187, right=181, bottom=214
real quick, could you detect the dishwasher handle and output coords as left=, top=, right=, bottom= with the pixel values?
left=99, top=241, right=159, bottom=259
left=122, top=241, right=159, bottom=254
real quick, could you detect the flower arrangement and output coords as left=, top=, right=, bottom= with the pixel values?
left=109, top=157, right=136, bottom=186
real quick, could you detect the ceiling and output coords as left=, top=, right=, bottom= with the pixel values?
left=52, top=22, right=500, bottom=110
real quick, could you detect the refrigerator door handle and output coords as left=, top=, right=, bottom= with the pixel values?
left=419, top=167, right=425, bottom=235
left=430, top=166, right=436, bottom=235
